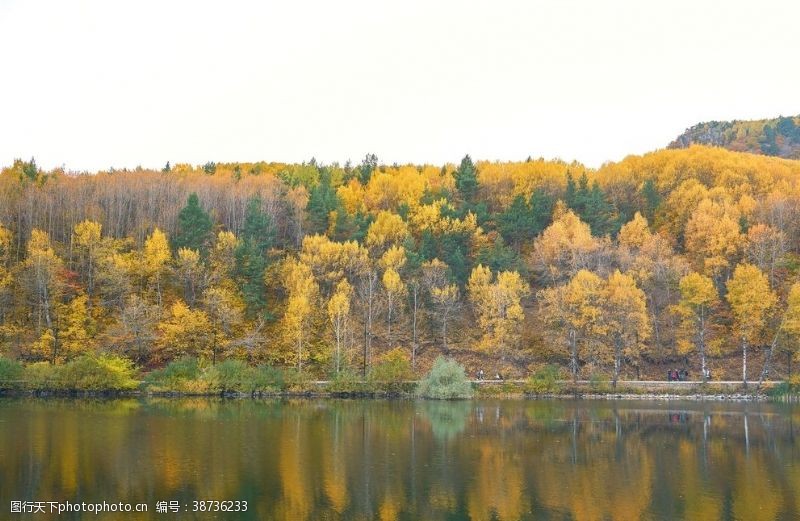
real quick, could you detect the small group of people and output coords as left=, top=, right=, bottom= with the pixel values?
left=667, top=369, right=689, bottom=381
left=667, top=367, right=712, bottom=381
left=476, top=369, right=503, bottom=381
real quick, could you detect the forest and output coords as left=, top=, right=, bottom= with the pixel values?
left=670, top=115, right=800, bottom=159
left=2, top=144, right=800, bottom=385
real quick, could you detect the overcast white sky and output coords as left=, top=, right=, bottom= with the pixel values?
left=1, top=0, right=798, bottom=172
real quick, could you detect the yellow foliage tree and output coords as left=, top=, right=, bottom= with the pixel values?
left=467, top=265, right=530, bottom=356
left=538, top=270, right=604, bottom=382
left=673, top=272, right=719, bottom=381
left=0, top=223, right=13, bottom=342
left=365, top=211, right=409, bottom=254
left=57, top=294, right=96, bottom=360
left=684, top=198, right=742, bottom=277
left=282, top=260, right=319, bottom=372
left=382, top=268, right=405, bottom=345
left=533, top=204, right=601, bottom=284
left=421, top=258, right=460, bottom=351
left=726, top=264, right=776, bottom=387
left=157, top=300, right=212, bottom=362
left=175, top=248, right=205, bottom=306
left=327, top=279, right=352, bottom=374
left=72, top=220, right=103, bottom=300
left=202, top=286, right=245, bottom=364
left=21, top=229, right=64, bottom=362
left=143, top=228, right=171, bottom=306
left=602, top=270, right=650, bottom=386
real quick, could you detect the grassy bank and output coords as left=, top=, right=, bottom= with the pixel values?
left=1, top=355, right=793, bottom=400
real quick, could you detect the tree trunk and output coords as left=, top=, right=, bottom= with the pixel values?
left=742, top=337, right=748, bottom=388
left=758, top=331, right=781, bottom=390
left=788, top=351, right=792, bottom=379
left=613, top=336, right=622, bottom=389
left=411, top=286, right=418, bottom=371
left=758, top=344, right=773, bottom=389
left=334, top=318, right=341, bottom=374
left=699, top=312, right=707, bottom=383
left=569, top=329, right=578, bottom=384
left=297, top=330, right=303, bottom=373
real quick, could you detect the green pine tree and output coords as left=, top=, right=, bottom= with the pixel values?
left=174, top=193, right=213, bottom=255
left=306, top=168, right=340, bottom=234
left=454, top=155, right=478, bottom=204
left=234, top=196, right=274, bottom=318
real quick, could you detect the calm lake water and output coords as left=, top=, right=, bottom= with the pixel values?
left=1, top=398, right=799, bottom=520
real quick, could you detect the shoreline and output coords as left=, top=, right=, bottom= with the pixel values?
left=0, top=388, right=789, bottom=402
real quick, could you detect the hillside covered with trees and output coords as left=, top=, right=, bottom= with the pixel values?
left=3, top=145, right=800, bottom=384
left=669, top=115, right=800, bottom=159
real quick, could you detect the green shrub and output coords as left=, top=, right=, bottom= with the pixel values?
left=23, top=362, right=60, bottom=390
left=57, top=355, right=138, bottom=391
left=588, top=372, right=611, bottom=393
left=767, top=376, right=800, bottom=398
left=327, top=369, right=372, bottom=394
left=526, top=365, right=563, bottom=395
left=476, top=381, right=525, bottom=397
left=369, top=348, right=412, bottom=392
left=144, top=357, right=207, bottom=393
left=250, top=365, right=285, bottom=393
left=283, top=368, right=316, bottom=393
left=416, top=357, right=474, bottom=400
left=0, top=357, right=24, bottom=390
left=202, top=359, right=252, bottom=393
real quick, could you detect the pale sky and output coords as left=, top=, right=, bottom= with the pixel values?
left=1, top=0, right=798, bottom=172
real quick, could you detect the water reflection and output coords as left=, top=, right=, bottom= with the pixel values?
left=1, top=398, right=799, bottom=520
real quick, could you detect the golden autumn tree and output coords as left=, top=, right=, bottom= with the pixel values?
left=421, top=258, right=461, bottom=351
left=175, top=247, right=206, bottom=306
left=382, top=268, right=405, bottom=345
left=781, top=282, right=800, bottom=375
left=0, top=223, right=14, bottom=347
left=532, top=203, right=602, bottom=285
left=209, top=230, right=238, bottom=287
left=108, top=294, right=158, bottom=364
left=467, top=265, right=530, bottom=357
left=379, top=245, right=407, bottom=345
left=538, top=270, right=604, bottom=382
left=156, top=300, right=213, bottom=362
left=673, top=272, right=719, bottom=382
left=57, top=294, right=96, bottom=360
left=726, top=264, right=776, bottom=387
left=327, top=279, right=351, bottom=374
left=142, top=228, right=171, bottom=307
left=202, top=286, right=245, bottom=364
left=601, top=270, right=650, bottom=386
left=745, top=223, right=786, bottom=286
left=20, top=229, right=65, bottom=362
left=684, top=198, right=741, bottom=279
left=71, top=220, right=103, bottom=302
left=281, top=260, right=319, bottom=372
left=365, top=211, right=409, bottom=254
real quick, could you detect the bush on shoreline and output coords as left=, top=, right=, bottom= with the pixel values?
left=1, top=355, right=138, bottom=392
left=526, top=365, right=564, bottom=395
left=0, top=357, right=24, bottom=390
left=143, top=357, right=294, bottom=394
left=416, top=357, right=474, bottom=400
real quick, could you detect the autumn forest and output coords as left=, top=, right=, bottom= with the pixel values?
left=3, top=143, right=800, bottom=385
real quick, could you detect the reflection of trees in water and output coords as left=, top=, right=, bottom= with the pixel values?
left=1, top=399, right=800, bottom=520
left=419, top=400, right=471, bottom=441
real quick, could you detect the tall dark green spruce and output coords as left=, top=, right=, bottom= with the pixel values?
left=454, top=154, right=478, bottom=205
left=235, top=196, right=275, bottom=318
left=174, top=193, right=213, bottom=254
left=306, top=168, right=340, bottom=234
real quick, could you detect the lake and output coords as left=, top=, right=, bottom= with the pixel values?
left=1, top=397, right=798, bottom=520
